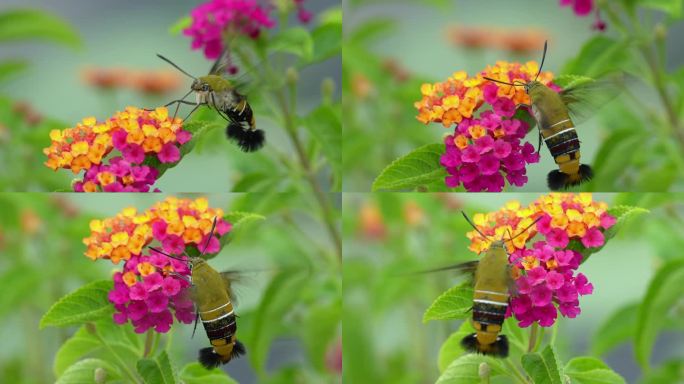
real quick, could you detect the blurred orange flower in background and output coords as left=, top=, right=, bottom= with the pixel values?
left=445, top=24, right=550, bottom=54
left=81, top=66, right=183, bottom=95
left=359, top=201, right=386, bottom=240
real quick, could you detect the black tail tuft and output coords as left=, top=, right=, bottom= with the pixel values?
left=226, top=122, right=265, bottom=152
left=547, top=170, right=568, bottom=190
left=232, top=339, right=246, bottom=359
left=578, top=164, right=593, bottom=183
left=547, top=164, right=593, bottom=191
left=460, top=333, right=509, bottom=358
left=198, top=347, right=222, bottom=369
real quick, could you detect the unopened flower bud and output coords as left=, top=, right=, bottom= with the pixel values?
left=94, top=367, right=107, bottom=383
left=655, top=23, right=667, bottom=40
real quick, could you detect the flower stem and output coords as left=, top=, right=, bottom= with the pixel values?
left=276, top=82, right=342, bottom=263
left=143, top=329, right=154, bottom=357
left=527, top=322, right=539, bottom=353
left=550, top=319, right=559, bottom=346
left=504, top=358, right=530, bottom=384
left=92, top=326, right=141, bottom=384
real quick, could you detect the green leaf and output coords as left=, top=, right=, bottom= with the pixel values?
left=570, top=205, right=647, bottom=261
left=642, top=360, right=684, bottom=384
left=635, top=259, right=684, bottom=370
left=634, top=0, right=683, bottom=17
left=169, top=16, right=191, bottom=35
left=0, top=9, right=82, bottom=49
left=146, top=120, right=221, bottom=178
left=564, top=357, right=626, bottom=384
left=513, top=106, right=537, bottom=132
left=301, top=302, right=341, bottom=371
left=137, top=351, right=177, bottom=384
left=348, top=19, right=397, bottom=46
left=56, top=358, right=121, bottom=384
left=310, top=22, right=341, bottom=64
left=40, top=280, right=114, bottom=329
left=248, top=271, right=310, bottom=373
left=54, top=327, right=100, bottom=376
left=268, top=27, right=313, bottom=61
left=372, top=143, right=447, bottom=191
left=561, top=36, right=630, bottom=77
left=303, top=104, right=341, bottom=188
left=54, top=321, right=142, bottom=377
left=591, top=303, right=639, bottom=356
left=436, top=354, right=506, bottom=384
left=553, top=74, right=594, bottom=89
left=0, top=59, right=29, bottom=83
left=179, top=363, right=238, bottom=384
left=220, top=211, right=265, bottom=247
left=521, top=345, right=563, bottom=384
left=423, top=282, right=473, bottom=323
left=438, top=322, right=475, bottom=372
left=317, top=6, right=342, bottom=25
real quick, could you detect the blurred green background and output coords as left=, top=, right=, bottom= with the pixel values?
left=0, top=192, right=341, bottom=383
left=343, top=0, right=684, bottom=192
left=0, top=0, right=341, bottom=192
left=343, top=193, right=684, bottom=383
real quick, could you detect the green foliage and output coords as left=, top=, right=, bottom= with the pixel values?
left=521, top=345, right=563, bottom=384
left=55, top=359, right=122, bottom=384
left=561, top=36, right=631, bottom=78
left=564, top=357, right=626, bottom=384
left=591, top=303, right=639, bottom=357
left=40, top=280, right=114, bottom=329
left=137, top=351, right=177, bottom=384
left=0, top=8, right=82, bottom=49
left=435, top=355, right=506, bottom=384
left=635, top=259, right=684, bottom=370
left=0, top=59, right=28, bottom=82
left=372, top=143, right=447, bottom=191
left=423, top=281, right=473, bottom=323
left=179, top=363, right=238, bottom=384
left=269, top=27, right=314, bottom=61
left=303, top=104, right=342, bottom=190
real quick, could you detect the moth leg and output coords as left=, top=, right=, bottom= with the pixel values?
left=209, top=93, right=231, bottom=122
left=537, top=130, right=543, bottom=155
left=191, top=310, right=200, bottom=339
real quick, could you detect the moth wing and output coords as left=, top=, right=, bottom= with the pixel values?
left=560, top=73, right=624, bottom=126
left=409, top=260, right=479, bottom=286
left=219, top=270, right=247, bottom=305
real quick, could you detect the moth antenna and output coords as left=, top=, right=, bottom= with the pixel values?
left=199, top=217, right=219, bottom=256
left=534, top=40, right=548, bottom=82
left=507, top=216, right=543, bottom=243
left=149, top=247, right=189, bottom=263
left=157, top=54, right=197, bottom=80
left=461, top=211, right=492, bottom=241
left=483, top=76, right=516, bottom=86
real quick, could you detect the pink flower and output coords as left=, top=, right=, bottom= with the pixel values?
left=176, top=130, right=192, bottom=144
left=146, top=291, right=169, bottom=313
left=461, top=146, right=480, bottom=163
left=536, top=304, right=557, bottom=327
left=560, top=0, right=593, bottom=16
left=112, top=130, right=128, bottom=150
left=127, top=300, right=148, bottom=321
left=162, top=234, right=185, bottom=255
left=483, top=83, right=499, bottom=104
left=478, top=155, right=500, bottom=176
left=144, top=272, right=164, bottom=291
left=158, top=143, right=180, bottom=163
left=129, top=283, right=149, bottom=301
left=581, top=227, right=605, bottom=248
left=474, top=135, right=495, bottom=154
left=545, top=270, right=565, bottom=290
left=529, top=284, right=552, bottom=306
left=154, top=310, right=174, bottom=333
left=122, top=144, right=145, bottom=164
left=492, top=139, right=512, bottom=159
left=183, top=0, right=275, bottom=60
left=526, top=266, right=547, bottom=285
left=108, top=285, right=130, bottom=305
left=600, top=213, right=616, bottom=229
left=162, top=277, right=181, bottom=296
left=493, top=97, right=516, bottom=118
left=152, top=220, right=168, bottom=240
left=547, top=228, right=569, bottom=248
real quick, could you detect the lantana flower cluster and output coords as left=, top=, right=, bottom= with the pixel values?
left=415, top=62, right=557, bottom=191
left=466, top=193, right=616, bottom=327
left=83, top=197, right=232, bottom=333
left=184, top=0, right=312, bottom=65
left=43, top=107, right=192, bottom=192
